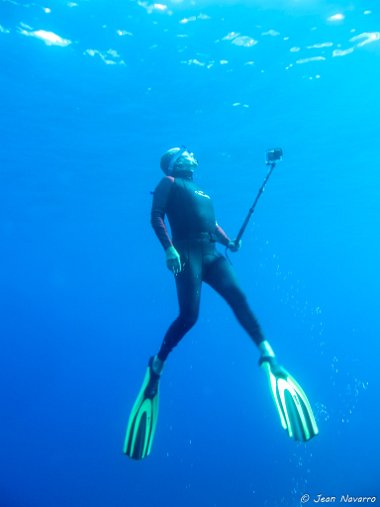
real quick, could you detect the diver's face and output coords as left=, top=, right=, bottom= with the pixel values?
left=177, top=150, right=198, bottom=171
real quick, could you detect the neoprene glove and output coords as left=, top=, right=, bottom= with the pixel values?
left=165, top=246, right=182, bottom=275
left=227, top=240, right=242, bottom=252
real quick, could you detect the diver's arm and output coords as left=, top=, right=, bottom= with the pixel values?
left=215, top=222, right=241, bottom=252
left=151, top=177, right=174, bottom=250
left=151, top=177, right=182, bottom=274
left=214, top=222, right=230, bottom=246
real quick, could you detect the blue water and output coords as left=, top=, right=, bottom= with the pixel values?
left=1, top=1, right=379, bottom=506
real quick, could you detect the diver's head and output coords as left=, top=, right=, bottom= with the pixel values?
left=160, top=147, right=198, bottom=176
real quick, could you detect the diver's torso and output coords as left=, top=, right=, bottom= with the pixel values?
left=166, top=177, right=216, bottom=241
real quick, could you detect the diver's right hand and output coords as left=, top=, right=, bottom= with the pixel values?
left=165, top=246, right=182, bottom=275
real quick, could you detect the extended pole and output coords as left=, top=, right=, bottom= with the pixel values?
left=234, top=162, right=277, bottom=243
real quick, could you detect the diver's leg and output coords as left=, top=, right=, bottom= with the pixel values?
left=157, top=246, right=202, bottom=362
left=204, top=256, right=265, bottom=346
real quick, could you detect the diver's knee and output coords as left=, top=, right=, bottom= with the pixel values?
left=178, top=311, right=198, bottom=331
left=228, top=286, right=248, bottom=307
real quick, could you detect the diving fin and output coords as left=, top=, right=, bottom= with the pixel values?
left=260, top=357, right=319, bottom=442
left=123, top=357, right=160, bottom=460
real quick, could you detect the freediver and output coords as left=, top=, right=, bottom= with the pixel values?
left=123, top=147, right=318, bottom=460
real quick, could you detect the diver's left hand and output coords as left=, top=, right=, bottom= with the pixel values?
left=227, top=239, right=242, bottom=252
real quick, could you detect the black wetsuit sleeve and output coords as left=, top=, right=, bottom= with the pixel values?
left=215, top=222, right=231, bottom=246
left=151, top=177, right=174, bottom=250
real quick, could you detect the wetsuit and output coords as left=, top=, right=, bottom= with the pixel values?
left=151, top=172, right=264, bottom=361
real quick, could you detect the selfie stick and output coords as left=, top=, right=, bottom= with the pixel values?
left=234, top=149, right=282, bottom=244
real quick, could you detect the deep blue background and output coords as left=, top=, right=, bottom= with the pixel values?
left=1, top=1, right=379, bottom=506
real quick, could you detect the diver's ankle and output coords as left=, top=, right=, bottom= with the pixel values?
left=258, top=340, right=276, bottom=358
left=151, top=355, right=164, bottom=375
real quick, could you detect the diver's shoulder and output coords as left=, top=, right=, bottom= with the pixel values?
left=155, top=175, right=175, bottom=188
left=159, top=175, right=175, bottom=185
